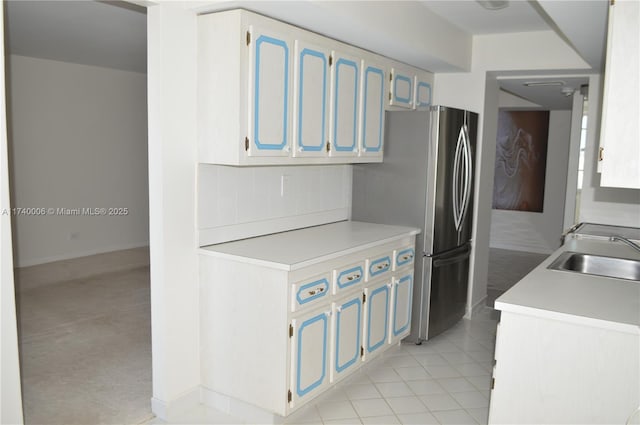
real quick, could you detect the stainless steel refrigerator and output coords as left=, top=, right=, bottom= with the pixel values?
left=352, top=106, right=477, bottom=343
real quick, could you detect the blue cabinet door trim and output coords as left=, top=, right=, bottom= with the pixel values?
left=336, top=266, right=364, bottom=290
left=393, top=275, right=412, bottom=336
left=254, top=35, right=289, bottom=150
left=296, top=313, right=328, bottom=397
left=416, top=81, right=432, bottom=107
left=393, top=74, right=412, bottom=104
left=298, top=48, right=327, bottom=152
left=335, top=298, right=362, bottom=373
left=396, top=248, right=415, bottom=267
left=296, top=278, right=329, bottom=305
left=363, top=66, right=385, bottom=152
left=366, top=285, right=389, bottom=353
left=333, top=58, right=359, bottom=152
left=369, top=256, right=391, bottom=278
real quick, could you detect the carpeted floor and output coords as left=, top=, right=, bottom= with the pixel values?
left=14, top=248, right=153, bottom=425
left=486, top=248, right=549, bottom=307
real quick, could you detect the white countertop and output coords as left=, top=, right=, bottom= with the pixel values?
left=199, top=221, right=420, bottom=271
left=495, top=238, right=640, bottom=334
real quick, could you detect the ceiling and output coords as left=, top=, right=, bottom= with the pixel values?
left=4, top=0, right=607, bottom=109
left=5, top=1, right=147, bottom=73
left=499, top=76, right=590, bottom=110
left=421, top=0, right=550, bottom=34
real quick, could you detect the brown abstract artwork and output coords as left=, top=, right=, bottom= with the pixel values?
left=492, top=110, right=549, bottom=212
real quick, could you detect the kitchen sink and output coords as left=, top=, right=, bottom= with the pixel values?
left=548, top=252, right=640, bottom=281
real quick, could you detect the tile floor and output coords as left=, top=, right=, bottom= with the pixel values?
left=280, top=307, right=498, bottom=425
left=16, top=247, right=545, bottom=425
left=149, top=308, right=498, bottom=425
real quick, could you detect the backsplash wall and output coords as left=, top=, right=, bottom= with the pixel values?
left=198, top=164, right=352, bottom=246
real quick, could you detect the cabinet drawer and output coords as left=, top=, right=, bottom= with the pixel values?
left=393, top=247, right=416, bottom=270
left=291, top=274, right=331, bottom=312
left=333, top=262, right=365, bottom=294
left=366, top=254, right=392, bottom=281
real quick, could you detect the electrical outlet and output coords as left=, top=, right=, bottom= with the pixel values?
left=281, top=174, right=291, bottom=197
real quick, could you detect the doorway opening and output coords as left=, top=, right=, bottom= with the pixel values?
left=5, top=2, right=151, bottom=423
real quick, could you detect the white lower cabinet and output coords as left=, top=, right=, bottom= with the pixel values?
left=290, top=306, right=331, bottom=407
left=330, top=291, right=363, bottom=383
left=199, top=222, right=418, bottom=420
left=362, top=278, right=392, bottom=360
left=389, top=270, right=413, bottom=344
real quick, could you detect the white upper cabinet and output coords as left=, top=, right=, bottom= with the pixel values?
left=359, top=58, right=386, bottom=159
left=198, top=9, right=433, bottom=166
left=247, top=24, right=293, bottom=157
left=598, top=0, right=640, bottom=189
left=329, top=50, right=361, bottom=157
left=389, top=65, right=415, bottom=109
left=414, top=71, right=433, bottom=111
left=292, top=39, right=330, bottom=158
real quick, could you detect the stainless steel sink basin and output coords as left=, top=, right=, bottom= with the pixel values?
left=548, top=251, right=640, bottom=281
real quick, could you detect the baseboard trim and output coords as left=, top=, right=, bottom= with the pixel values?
left=465, top=295, right=488, bottom=319
left=151, top=387, right=201, bottom=421
left=200, top=387, right=284, bottom=424
left=14, top=246, right=150, bottom=291
left=16, top=241, right=150, bottom=268
left=489, top=242, right=553, bottom=255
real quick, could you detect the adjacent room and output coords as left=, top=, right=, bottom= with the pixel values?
left=4, top=1, right=151, bottom=423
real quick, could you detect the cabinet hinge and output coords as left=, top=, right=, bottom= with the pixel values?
left=360, top=346, right=364, bottom=357
left=491, top=378, right=495, bottom=390
left=244, top=137, right=250, bottom=151
left=246, top=31, right=251, bottom=46
left=599, top=146, right=604, bottom=161
left=329, top=55, right=333, bottom=66
left=289, top=324, right=293, bottom=338
left=326, top=141, right=331, bottom=152
left=610, top=0, right=615, bottom=5
left=287, top=389, right=292, bottom=403
left=362, top=293, right=366, bottom=303
left=389, top=92, right=392, bottom=101
left=389, top=72, right=393, bottom=82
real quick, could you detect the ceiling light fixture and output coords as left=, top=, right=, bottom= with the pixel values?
left=523, top=81, right=566, bottom=87
left=476, top=0, right=509, bottom=10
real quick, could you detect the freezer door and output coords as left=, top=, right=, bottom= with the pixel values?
left=424, top=107, right=478, bottom=254
left=420, top=243, right=471, bottom=340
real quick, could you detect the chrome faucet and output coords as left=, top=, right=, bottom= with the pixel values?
left=609, top=235, right=640, bottom=254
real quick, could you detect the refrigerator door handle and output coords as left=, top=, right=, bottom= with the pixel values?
left=452, top=126, right=465, bottom=230
left=458, top=124, right=473, bottom=227
left=432, top=246, right=471, bottom=268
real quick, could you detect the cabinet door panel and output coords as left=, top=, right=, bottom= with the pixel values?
left=293, top=41, right=330, bottom=157
left=360, top=62, right=386, bottom=157
left=331, top=295, right=362, bottom=382
left=362, top=279, right=391, bottom=360
left=248, top=27, right=291, bottom=156
left=330, top=52, right=360, bottom=157
left=414, top=78, right=432, bottom=110
left=390, top=271, right=413, bottom=344
left=389, top=67, right=414, bottom=109
left=290, top=309, right=330, bottom=406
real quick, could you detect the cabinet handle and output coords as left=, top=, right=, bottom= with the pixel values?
left=599, top=146, right=604, bottom=161
left=318, top=287, right=324, bottom=292
left=376, top=263, right=389, bottom=270
left=308, top=290, right=316, bottom=296
left=402, top=255, right=412, bottom=261
left=347, top=276, right=354, bottom=281
left=355, top=274, right=361, bottom=279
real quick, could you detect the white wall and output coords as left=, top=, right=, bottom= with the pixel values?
left=1, top=5, right=24, bottom=422
left=490, top=110, right=572, bottom=254
left=435, top=30, right=593, bottom=313
left=578, top=75, right=640, bottom=226
left=7, top=55, right=149, bottom=267
left=198, top=164, right=351, bottom=246
left=147, top=4, right=201, bottom=419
